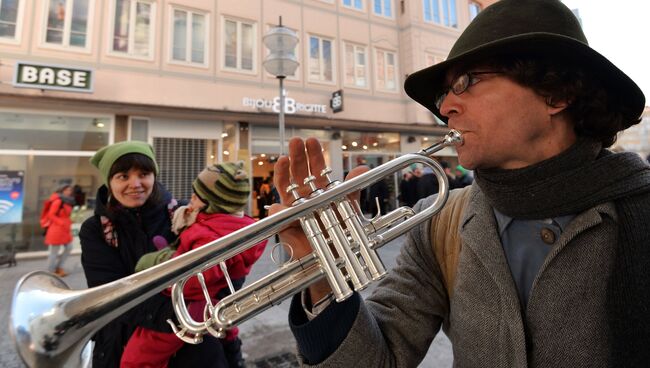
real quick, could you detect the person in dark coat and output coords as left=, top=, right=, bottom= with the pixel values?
left=79, top=141, right=224, bottom=368
left=415, top=166, right=439, bottom=201
left=398, top=171, right=419, bottom=207
left=453, top=165, right=474, bottom=188
left=368, top=179, right=389, bottom=217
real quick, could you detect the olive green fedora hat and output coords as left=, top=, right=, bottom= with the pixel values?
left=404, top=0, right=645, bottom=125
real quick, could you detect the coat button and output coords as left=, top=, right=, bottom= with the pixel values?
left=540, top=227, right=556, bottom=244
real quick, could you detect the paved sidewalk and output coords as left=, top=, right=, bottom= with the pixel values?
left=1, top=239, right=452, bottom=367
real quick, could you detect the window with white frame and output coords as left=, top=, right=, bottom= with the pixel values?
left=171, top=8, right=207, bottom=65
left=373, top=0, right=392, bottom=18
left=223, top=18, right=255, bottom=72
left=344, top=43, right=367, bottom=88
left=375, top=48, right=397, bottom=91
left=0, top=0, right=23, bottom=41
left=309, top=35, right=334, bottom=83
left=423, top=0, right=457, bottom=28
left=112, top=0, right=155, bottom=57
left=44, top=0, right=91, bottom=48
left=469, top=1, right=481, bottom=20
left=342, top=0, right=363, bottom=11
left=425, top=52, right=443, bottom=66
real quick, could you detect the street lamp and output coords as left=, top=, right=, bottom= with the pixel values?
left=263, top=17, right=299, bottom=156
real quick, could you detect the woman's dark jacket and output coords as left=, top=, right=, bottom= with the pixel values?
left=79, top=185, right=178, bottom=368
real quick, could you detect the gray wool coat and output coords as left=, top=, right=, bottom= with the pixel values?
left=302, top=184, right=617, bottom=367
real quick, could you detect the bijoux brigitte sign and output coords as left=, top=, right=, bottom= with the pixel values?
left=242, top=92, right=328, bottom=114
left=13, top=61, right=94, bottom=93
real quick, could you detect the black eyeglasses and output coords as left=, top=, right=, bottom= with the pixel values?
left=434, top=71, right=503, bottom=110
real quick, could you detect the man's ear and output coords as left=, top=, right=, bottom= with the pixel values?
left=546, top=97, right=570, bottom=116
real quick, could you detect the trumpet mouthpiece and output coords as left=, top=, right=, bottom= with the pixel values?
left=446, top=130, right=463, bottom=146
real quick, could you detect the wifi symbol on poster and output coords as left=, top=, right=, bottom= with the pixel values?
left=0, top=200, right=14, bottom=215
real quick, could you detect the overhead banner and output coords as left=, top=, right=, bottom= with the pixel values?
left=0, top=171, right=25, bottom=224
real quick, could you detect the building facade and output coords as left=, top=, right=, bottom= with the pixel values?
left=0, top=0, right=494, bottom=253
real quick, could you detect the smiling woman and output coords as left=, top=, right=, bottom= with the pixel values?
left=79, top=141, right=226, bottom=367
left=108, top=167, right=154, bottom=208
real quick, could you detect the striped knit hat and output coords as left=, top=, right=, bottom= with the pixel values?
left=192, top=161, right=250, bottom=214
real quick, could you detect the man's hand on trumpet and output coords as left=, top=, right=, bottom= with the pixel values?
left=268, top=136, right=367, bottom=305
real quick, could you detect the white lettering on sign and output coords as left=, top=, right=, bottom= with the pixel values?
left=40, top=68, right=55, bottom=84
left=14, top=62, right=93, bottom=92
left=22, top=66, right=39, bottom=83
left=242, top=95, right=328, bottom=115
left=72, top=72, right=87, bottom=88
left=56, top=69, right=71, bottom=86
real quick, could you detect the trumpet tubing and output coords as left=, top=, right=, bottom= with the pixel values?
left=10, top=130, right=462, bottom=367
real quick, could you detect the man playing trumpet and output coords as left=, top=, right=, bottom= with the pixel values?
left=271, top=0, right=649, bottom=366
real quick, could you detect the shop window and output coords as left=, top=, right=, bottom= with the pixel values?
left=111, top=0, right=155, bottom=58
left=221, top=122, right=238, bottom=162
left=0, top=111, right=110, bottom=151
left=44, top=0, right=92, bottom=49
left=223, top=17, right=256, bottom=72
left=308, top=35, right=334, bottom=83
left=423, top=0, right=457, bottom=28
left=0, top=111, right=110, bottom=253
left=0, top=157, right=102, bottom=253
left=0, top=0, right=24, bottom=42
left=373, top=0, right=393, bottom=18
left=171, top=7, right=207, bottom=66
left=375, top=48, right=397, bottom=91
left=339, top=131, right=400, bottom=153
left=344, top=43, right=367, bottom=88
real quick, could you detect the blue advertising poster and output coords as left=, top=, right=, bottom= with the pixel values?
left=0, top=171, right=25, bottom=224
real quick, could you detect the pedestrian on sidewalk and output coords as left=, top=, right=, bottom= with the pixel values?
left=121, top=161, right=267, bottom=368
left=270, top=0, right=650, bottom=366
left=79, top=141, right=225, bottom=368
left=43, top=184, right=75, bottom=277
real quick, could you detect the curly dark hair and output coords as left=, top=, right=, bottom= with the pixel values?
left=462, top=55, right=642, bottom=147
left=107, top=152, right=162, bottom=210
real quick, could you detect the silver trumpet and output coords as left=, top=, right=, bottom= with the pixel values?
left=10, top=130, right=462, bottom=367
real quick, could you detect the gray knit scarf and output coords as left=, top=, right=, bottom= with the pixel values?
left=474, top=138, right=650, bottom=366
left=474, top=137, right=650, bottom=219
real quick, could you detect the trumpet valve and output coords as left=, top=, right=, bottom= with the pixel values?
left=286, top=183, right=301, bottom=201
left=304, top=175, right=320, bottom=194
left=320, top=167, right=335, bottom=184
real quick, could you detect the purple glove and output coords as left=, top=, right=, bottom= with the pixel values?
left=152, top=235, right=169, bottom=250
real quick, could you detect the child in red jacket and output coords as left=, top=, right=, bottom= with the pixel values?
left=121, top=162, right=267, bottom=368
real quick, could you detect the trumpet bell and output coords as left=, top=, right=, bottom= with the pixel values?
left=10, top=271, right=89, bottom=368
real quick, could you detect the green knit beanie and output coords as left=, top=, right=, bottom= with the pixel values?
left=90, top=141, right=159, bottom=185
left=192, top=161, right=250, bottom=214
